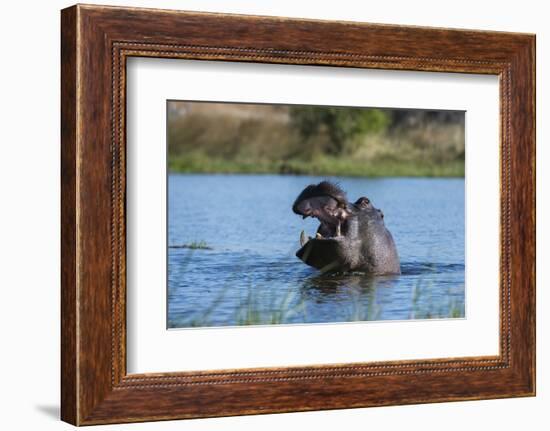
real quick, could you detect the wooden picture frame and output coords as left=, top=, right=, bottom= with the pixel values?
left=61, top=4, right=535, bottom=425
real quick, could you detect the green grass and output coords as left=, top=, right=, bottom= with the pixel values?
left=409, top=276, right=465, bottom=320
left=168, top=154, right=465, bottom=177
left=168, top=240, right=213, bottom=250
left=171, top=272, right=465, bottom=328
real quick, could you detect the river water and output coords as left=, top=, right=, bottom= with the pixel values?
left=167, top=174, right=465, bottom=328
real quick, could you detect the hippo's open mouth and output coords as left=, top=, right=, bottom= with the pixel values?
left=291, top=181, right=355, bottom=272
left=295, top=215, right=352, bottom=273
left=298, top=217, right=346, bottom=246
left=296, top=235, right=347, bottom=273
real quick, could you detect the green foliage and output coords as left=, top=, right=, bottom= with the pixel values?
left=169, top=240, right=213, bottom=250
left=289, top=106, right=390, bottom=155
left=169, top=153, right=465, bottom=177
left=167, top=102, right=465, bottom=178
left=173, top=272, right=464, bottom=327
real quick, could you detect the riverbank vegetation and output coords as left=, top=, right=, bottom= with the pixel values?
left=170, top=272, right=465, bottom=328
left=168, top=102, right=465, bottom=177
left=168, top=240, right=213, bottom=250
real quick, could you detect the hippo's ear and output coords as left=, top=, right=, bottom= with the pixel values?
left=354, top=197, right=372, bottom=209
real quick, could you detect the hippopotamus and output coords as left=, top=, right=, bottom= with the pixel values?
left=292, top=181, right=400, bottom=274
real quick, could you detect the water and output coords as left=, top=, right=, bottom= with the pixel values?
left=168, top=174, right=465, bottom=328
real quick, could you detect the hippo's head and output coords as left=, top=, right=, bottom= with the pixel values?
left=292, top=181, right=401, bottom=275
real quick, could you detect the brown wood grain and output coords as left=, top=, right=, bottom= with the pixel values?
left=60, top=4, right=535, bottom=425
left=61, top=5, right=78, bottom=425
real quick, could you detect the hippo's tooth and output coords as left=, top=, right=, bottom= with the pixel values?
left=300, top=230, right=310, bottom=247
left=316, top=233, right=323, bottom=239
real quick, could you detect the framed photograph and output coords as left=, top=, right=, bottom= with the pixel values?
left=61, top=4, right=535, bottom=425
